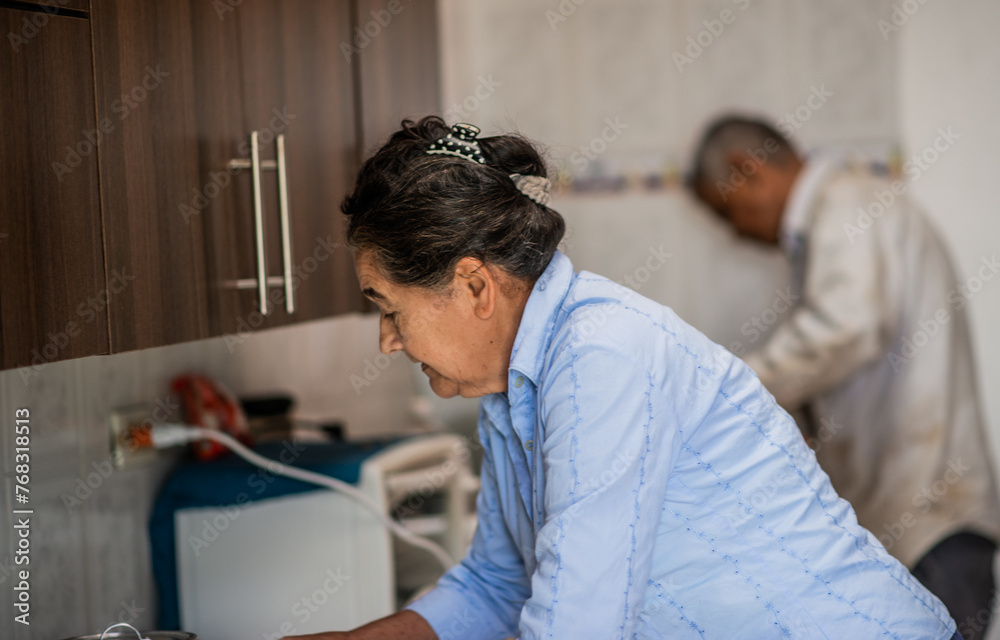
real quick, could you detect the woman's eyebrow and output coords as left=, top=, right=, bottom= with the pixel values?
left=362, top=286, right=386, bottom=302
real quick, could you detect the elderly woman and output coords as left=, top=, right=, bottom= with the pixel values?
left=293, top=117, right=959, bottom=639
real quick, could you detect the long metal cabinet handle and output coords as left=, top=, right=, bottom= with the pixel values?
left=276, top=134, right=294, bottom=314
left=249, top=131, right=269, bottom=315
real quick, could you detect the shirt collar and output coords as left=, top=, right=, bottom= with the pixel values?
left=780, top=155, right=838, bottom=253
left=507, top=250, right=574, bottom=386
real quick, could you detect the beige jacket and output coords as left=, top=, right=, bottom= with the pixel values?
left=744, top=159, right=1000, bottom=568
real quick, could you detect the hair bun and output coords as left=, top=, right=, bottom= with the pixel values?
left=509, top=174, right=552, bottom=205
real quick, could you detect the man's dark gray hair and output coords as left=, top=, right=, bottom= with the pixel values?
left=688, top=115, right=799, bottom=193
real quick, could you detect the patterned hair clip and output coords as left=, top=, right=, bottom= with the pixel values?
left=426, top=123, right=486, bottom=164
left=509, top=173, right=552, bottom=206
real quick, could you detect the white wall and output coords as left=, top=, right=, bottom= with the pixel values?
left=436, top=7, right=1000, bottom=632
left=439, top=0, right=898, bottom=175
left=435, top=0, right=903, bottom=425
left=437, top=0, right=999, bottom=454
left=898, top=0, right=1000, bottom=469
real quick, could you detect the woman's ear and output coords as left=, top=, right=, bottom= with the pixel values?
left=453, top=256, right=496, bottom=319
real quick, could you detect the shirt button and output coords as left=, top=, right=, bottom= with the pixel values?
left=524, top=439, right=534, bottom=451
left=514, top=376, right=524, bottom=388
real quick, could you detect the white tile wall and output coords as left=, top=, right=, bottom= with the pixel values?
left=0, top=312, right=418, bottom=637
left=555, top=190, right=790, bottom=351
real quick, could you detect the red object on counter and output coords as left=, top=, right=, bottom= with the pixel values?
left=171, top=374, right=253, bottom=461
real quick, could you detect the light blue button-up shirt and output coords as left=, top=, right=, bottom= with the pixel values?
left=407, top=251, right=956, bottom=640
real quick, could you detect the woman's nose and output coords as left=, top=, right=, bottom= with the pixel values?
left=379, top=317, right=403, bottom=354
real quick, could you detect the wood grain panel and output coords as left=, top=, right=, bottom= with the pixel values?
left=91, top=0, right=242, bottom=351
left=0, top=8, right=108, bottom=371
left=354, top=0, right=442, bottom=156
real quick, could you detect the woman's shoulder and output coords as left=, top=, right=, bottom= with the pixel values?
left=546, top=270, right=731, bottom=377
left=560, top=271, right=705, bottom=337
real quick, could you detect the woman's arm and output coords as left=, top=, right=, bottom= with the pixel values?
left=282, top=610, right=437, bottom=640
left=519, top=333, right=677, bottom=638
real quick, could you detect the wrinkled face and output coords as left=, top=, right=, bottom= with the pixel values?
left=698, top=163, right=789, bottom=245
left=355, top=251, right=499, bottom=399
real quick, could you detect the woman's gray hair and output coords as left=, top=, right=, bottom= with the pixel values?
left=342, top=116, right=565, bottom=291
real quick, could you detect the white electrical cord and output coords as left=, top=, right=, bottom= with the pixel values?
left=149, top=424, right=455, bottom=573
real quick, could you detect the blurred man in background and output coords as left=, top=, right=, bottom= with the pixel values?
left=687, top=115, right=1000, bottom=640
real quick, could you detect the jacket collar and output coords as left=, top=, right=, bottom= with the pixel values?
left=780, top=155, right=838, bottom=254
left=507, top=250, right=574, bottom=387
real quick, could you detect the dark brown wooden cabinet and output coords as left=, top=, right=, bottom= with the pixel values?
left=1, top=0, right=440, bottom=371
left=213, top=0, right=362, bottom=335
left=355, top=0, right=443, bottom=155
left=90, top=0, right=224, bottom=352
left=0, top=7, right=109, bottom=372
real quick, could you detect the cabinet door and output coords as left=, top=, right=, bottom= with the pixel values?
left=91, top=0, right=245, bottom=352
left=0, top=8, right=108, bottom=372
left=19, top=1, right=90, bottom=12
left=214, top=0, right=364, bottom=335
left=354, top=0, right=442, bottom=155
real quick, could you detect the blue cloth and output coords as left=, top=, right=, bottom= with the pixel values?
left=407, top=251, right=958, bottom=639
left=150, top=438, right=404, bottom=628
